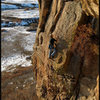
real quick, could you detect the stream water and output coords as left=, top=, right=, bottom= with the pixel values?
left=1, top=0, right=39, bottom=72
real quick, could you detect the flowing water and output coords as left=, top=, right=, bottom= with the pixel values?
left=1, top=0, right=39, bottom=72
left=1, top=0, right=39, bottom=100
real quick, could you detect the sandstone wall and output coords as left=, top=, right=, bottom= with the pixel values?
left=32, top=0, right=99, bottom=100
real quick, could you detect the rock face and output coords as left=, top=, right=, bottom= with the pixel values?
left=32, top=0, right=99, bottom=100
left=80, top=0, right=99, bottom=18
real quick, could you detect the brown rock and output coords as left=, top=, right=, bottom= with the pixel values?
left=80, top=0, right=99, bottom=18
left=32, top=0, right=99, bottom=100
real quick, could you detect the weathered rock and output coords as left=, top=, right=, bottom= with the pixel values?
left=32, top=0, right=99, bottom=100
left=95, top=76, right=99, bottom=100
left=80, top=0, right=99, bottom=18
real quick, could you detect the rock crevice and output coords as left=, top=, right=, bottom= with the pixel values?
left=32, top=0, right=99, bottom=100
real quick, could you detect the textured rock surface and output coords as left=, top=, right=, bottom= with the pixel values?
left=80, top=0, right=99, bottom=18
left=32, top=0, right=99, bottom=100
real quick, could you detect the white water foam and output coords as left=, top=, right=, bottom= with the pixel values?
left=2, top=0, right=38, bottom=4
left=1, top=27, right=36, bottom=72
left=1, top=54, right=32, bottom=72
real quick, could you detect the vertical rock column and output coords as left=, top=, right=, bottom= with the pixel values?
left=32, top=0, right=99, bottom=100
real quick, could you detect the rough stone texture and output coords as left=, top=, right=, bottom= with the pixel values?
left=32, top=0, right=99, bottom=100
left=95, top=76, right=99, bottom=100
left=80, top=0, right=99, bottom=18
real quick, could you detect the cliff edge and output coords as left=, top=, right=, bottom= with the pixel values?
left=32, top=0, right=99, bottom=100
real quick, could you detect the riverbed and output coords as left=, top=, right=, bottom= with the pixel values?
left=1, top=0, right=39, bottom=72
left=1, top=0, right=39, bottom=100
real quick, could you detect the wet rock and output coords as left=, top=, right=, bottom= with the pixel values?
left=1, top=29, right=7, bottom=32
left=1, top=18, right=39, bottom=27
left=27, top=23, right=38, bottom=31
left=26, top=56, right=31, bottom=61
left=1, top=2, right=38, bottom=10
